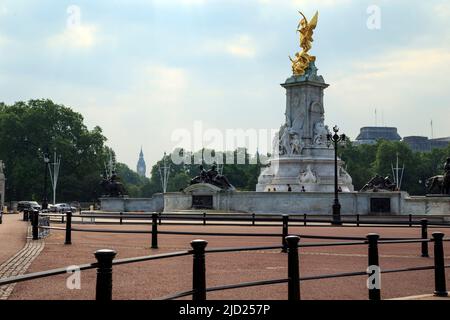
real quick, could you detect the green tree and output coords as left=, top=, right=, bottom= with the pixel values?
left=0, top=99, right=110, bottom=202
left=115, top=162, right=150, bottom=197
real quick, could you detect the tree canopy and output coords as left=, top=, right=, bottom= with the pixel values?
left=0, top=99, right=109, bottom=202
left=339, top=140, right=450, bottom=194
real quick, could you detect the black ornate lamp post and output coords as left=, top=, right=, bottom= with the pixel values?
left=24, top=138, right=50, bottom=210
left=327, top=126, right=346, bottom=226
left=42, top=146, right=50, bottom=210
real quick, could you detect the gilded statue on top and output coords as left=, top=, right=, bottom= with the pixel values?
left=289, top=11, right=319, bottom=76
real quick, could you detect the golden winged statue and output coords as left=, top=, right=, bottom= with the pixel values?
left=289, top=11, right=319, bottom=76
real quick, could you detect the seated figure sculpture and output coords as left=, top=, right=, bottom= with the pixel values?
left=426, top=157, right=450, bottom=195
left=190, top=163, right=235, bottom=190
left=100, top=170, right=127, bottom=197
left=360, top=174, right=396, bottom=192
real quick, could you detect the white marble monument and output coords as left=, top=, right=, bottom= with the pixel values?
left=256, top=11, right=354, bottom=193
left=256, top=67, right=354, bottom=192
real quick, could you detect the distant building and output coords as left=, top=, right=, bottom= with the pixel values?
left=354, top=127, right=402, bottom=145
left=136, top=148, right=146, bottom=177
left=403, top=136, right=450, bottom=152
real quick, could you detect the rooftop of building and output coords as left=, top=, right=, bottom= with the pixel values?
left=355, top=126, right=402, bottom=142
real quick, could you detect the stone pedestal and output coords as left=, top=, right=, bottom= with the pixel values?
left=256, top=63, right=354, bottom=192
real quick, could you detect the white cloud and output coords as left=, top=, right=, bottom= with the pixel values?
left=434, top=1, right=450, bottom=18
left=47, top=24, right=98, bottom=49
left=0, top=35, right=9, bottom=47
left=202, top=34, right=257, bottom=58
left=0, top=5, right=8, bottom=16
left=140, top=64, right=189, bottom=103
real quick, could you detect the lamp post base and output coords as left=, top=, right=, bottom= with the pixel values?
left=42, top=198, right=48, bottom=211
left=332, top=202, right=342, bottom=226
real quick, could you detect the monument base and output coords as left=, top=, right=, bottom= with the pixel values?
left=256, top=147, right=354, bottom=192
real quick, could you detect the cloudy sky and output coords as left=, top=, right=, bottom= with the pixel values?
left=1, top=0, right=449, bottom=172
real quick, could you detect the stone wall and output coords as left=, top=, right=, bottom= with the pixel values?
left=100, top=194, right=164, bottom=212
left=402, top=196, right=450, bottom=215
left=165, top=191, right=403, bottom=215
left=101, top=191, right=450, bottom=216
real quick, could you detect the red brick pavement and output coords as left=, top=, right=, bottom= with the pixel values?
left=0, top=214, right=44, bottom=299
left=0, top=214, right=28, bottom=263
left=7, top=223, right=450, bottom=300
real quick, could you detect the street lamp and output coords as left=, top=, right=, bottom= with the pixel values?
left=326, top=125, right=346, bottom=226
left=42, top=146, right=50, bottom=210
left=24, top=137, right=50, bottom=210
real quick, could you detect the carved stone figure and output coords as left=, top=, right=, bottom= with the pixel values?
left=313, top=116, right=329, bottom=146
left=291, top=133, right=303, bottom=155
left=299, top=165, right=317, bottom=184
left=280, top=125, right=292, bottom=155
left=339, top=166, right=353, bottom=185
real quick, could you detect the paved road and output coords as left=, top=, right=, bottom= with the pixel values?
left=0, top=214, right=28, bottom=264
left=0, top=214, right=44, bottom=299
left=7, top=223, right=450, bottom=300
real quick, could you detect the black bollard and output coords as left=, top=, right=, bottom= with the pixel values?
left=65, top=211, right=72, bottom=245
left=158, top=212, right=162, bottom=225
left=23, top=209, right=28, bottom=222
left=203, top=212, right=207, bottom=226
left=32, top=210, right=39, bottom=240
left=409, top=214, right=412, bottom=227
left=432, top=232, right=448, bottom=297
left=367, top=233, right=381, bottom=300
left=281, top=215, right=289, bottom=253
left=252, top=213, right=255, bottom=226
left=61, top=210, right=65, bottom=224
left=94, top=249, right=117, bottom=301
left=119, top=212, right=123, bottom=225
left=286, top=236, right=301, bottom=300
left=191, top=239, right=208, bottom=301
left=304, top=214, right=307, bottom=227
left=151, top=213, right=158, bottom=249
left=356, top=214, right=360, bottom=227
left=420, top=219, right=429, bottom=258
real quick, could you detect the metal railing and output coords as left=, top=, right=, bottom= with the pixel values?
left=38, top=210, right=450, bottom=228
left=33, top=211, right=446, bottom=257
left=0, top=228, right=448, bottom=300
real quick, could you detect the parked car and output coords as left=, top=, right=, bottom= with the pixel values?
left=17, top=201, right=41, bottom=212
left=49, top=203, right=77, bottom=212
